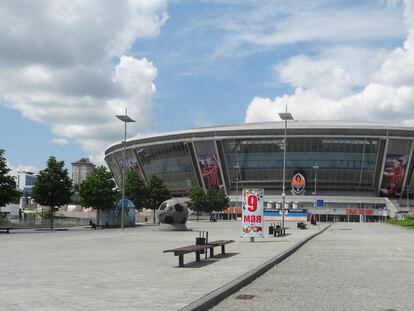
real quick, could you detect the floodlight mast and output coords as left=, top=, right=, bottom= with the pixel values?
left=313, top=165, right=319, bottom=223
left=278, top=105, right=293, bottom=231
left=116, top=108, right=136, bottom=229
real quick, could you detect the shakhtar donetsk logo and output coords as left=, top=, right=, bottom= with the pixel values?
left=291, top=173, right=306, bottom=195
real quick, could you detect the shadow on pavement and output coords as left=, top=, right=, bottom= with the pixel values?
left=180, top=259, right=218, bottom=268
left=240, top=239, right=290, bottom=244
left=212, top=252, right=239, bottom=259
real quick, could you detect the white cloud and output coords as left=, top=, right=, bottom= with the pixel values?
left=50, top=138, right=69, bottom=145
left=203, top=1, right=405, bottom=61
left=245, top=0, right=414, bottom=126
left=246, top=85, right=414, bottom=123
left=0, top=0, right=167, bottom=159
left=276, top=46, right=388, bottom=100
left=7, top=162, right=39, bottom=179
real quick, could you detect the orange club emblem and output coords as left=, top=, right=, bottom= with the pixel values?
left=291, top=172, right=306, bottom=194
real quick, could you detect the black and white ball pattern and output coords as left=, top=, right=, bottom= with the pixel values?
left=157, top=199, right=188, bottom=224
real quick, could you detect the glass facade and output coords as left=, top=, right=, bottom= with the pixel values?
left=105, top=154, right=122, bottom=187
left=134, top=142, right=199, bottom=194
left=105, top=128, right=414, bottom=197
left=222, top=137, right=379, bottom=192
left=25, top=175, right=36, bottom=186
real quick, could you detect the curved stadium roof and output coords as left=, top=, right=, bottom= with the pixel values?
left=105, top=120, right=414, bottom=155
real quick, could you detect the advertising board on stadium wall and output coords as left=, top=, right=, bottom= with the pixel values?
left=241, top=189, right=264, bottom=238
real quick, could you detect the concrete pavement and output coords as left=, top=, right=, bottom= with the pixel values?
left=0, top=221, right=326, bottom=311
left=212, top=222, right=414, bottom=311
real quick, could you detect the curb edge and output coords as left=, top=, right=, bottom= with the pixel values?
left=180, top=224, right=332, bottom=311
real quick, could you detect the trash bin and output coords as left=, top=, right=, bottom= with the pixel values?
left=196, top=237, right=206, bottom=254
left=268, top=225, right=274, bottom=235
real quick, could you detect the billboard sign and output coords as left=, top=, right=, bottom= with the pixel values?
left=197, top=154, right=221, bottom=191
left=241, top=189, right=264, bottom=238
left=380, top=153, right=409, bottom=198
left=346, top=208, right=374, bottom=215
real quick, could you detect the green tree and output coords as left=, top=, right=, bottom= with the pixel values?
left=32, top=156, right=72, bottom=229
left=213, top=189, right=230, bottom=212
left=187, top=187, right=208, bottom=221
left=79, top=166, right=119, bottom=225
left=145, top=175, right=170, bottom=223
left=205, top=188, right=217, bottom=213
left=125, top=170, right=147, bottom=209
left=0, top=150, right=20, bottom=207
left=206, top=188, right=230, bottom=213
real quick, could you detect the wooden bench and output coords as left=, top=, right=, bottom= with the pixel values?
left=297, top=222, right=307, bottom=229
left=88, top=222, right=117, bottom=230
left=206, top=240, right=234, bottom=257
left=0, top=227, right=43, bottom=233
left=0, top=228, right=11, bottom=234
left=0, top=227, right=34, bottom=233
left=163, top=240, right=235, bottom=267
left=163, top=244, right=215, bottom=267
left=273, top=227, right=287, bottom=237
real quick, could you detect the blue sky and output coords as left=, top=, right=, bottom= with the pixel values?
left=0, top=0, right=412, bottom=173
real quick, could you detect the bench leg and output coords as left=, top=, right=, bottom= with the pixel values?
left=196, top=251, right=200, bottom=262
left=210, top=248, right=214, bottom=258
left=221, top=245, right=225, bottom=254
left=178, top=255, right=184, bottom=267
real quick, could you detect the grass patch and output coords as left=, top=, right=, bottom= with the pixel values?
left=387, top=217, right=414, bottom=228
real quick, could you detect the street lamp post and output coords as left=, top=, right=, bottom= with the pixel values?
left=313, top=165, right=319, bottom=224
left=116, top=108, right=136, bottom=230
left=278, top=105, right=293, bottom=231
left=234, top=165, right=240, bottom=221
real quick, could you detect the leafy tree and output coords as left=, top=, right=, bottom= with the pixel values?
left=145, top=175, right=170, bottom=222
left=32, top=156, right=72, bottom=229
left=187, top=187, right=208, bottom=221
left=206, top=188, right=230, bottom=213
left=0, top=150, right=20, bottom=207
left=188, top=187, right=230, bottom=221
left=79, top=166, right=119, bottom=225
left=205, top=188, right=217, bottom=213
left=125, top=170, right=147, bottom=209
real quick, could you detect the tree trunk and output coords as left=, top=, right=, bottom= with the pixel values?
left=197, top=210, right=199, bottom=222
left=50, top=208, right=54, bottom=230
left=153, top=209, right=156, bottom=223
left=96, top=208, right=100, bottom=226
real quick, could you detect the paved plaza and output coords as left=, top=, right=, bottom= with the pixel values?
left=212, top=222, right=414, bottom=311
left=1, top=221, right=325, bottom=311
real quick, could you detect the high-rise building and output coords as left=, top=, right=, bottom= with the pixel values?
left=16, top=171, right=37, bottom=197
left=71, top=158, right=95, bottom=186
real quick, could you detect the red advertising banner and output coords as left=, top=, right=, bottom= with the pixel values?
left=346, top=208, right=374, bottom=215
left=197, top=154, right=221, bottom=191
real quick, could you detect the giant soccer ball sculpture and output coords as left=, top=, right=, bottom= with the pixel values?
left=157, top=199, right=189, bottom=231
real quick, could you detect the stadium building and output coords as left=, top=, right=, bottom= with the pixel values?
left=105, top=121, right=414, bottom=222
